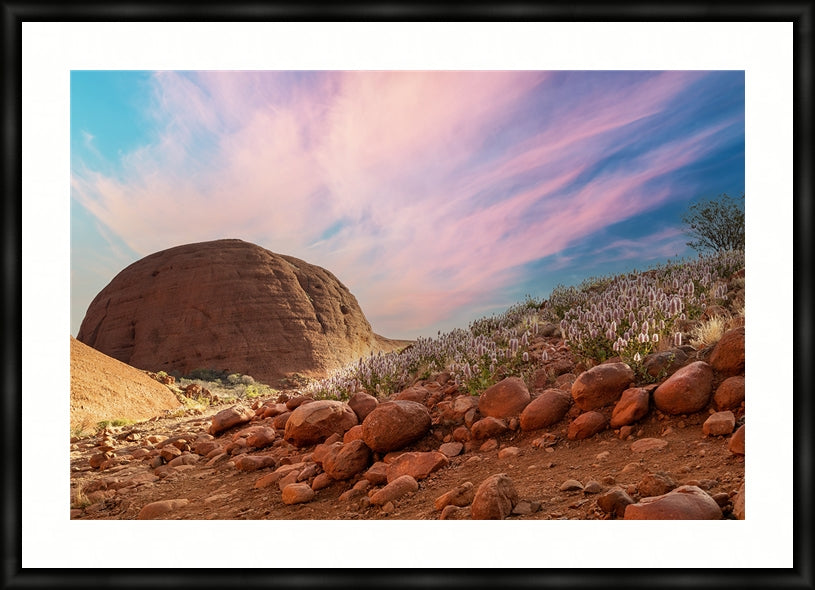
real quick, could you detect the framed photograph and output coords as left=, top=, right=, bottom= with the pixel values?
left=10, top=7, right=805, bottom=587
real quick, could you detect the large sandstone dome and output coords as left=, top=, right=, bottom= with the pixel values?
left=77, top=239, right=393, bottom=384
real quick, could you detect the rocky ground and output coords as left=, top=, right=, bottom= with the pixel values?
left=70, top=330, right=746, bottom=522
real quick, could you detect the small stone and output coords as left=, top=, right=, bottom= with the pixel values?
left=281, top=483, right=315, bottom=505
left=369, top=475, right=419, bottom=506
left=630, top=438, right=668, bottom=453
left=559, top=479, right=584, bottom=492
left=434, top=481, right=475, bottom=511
left=479, top=439, right=499, bottom=452
left=439, top=442, right=463, bottom=457
left=702, top=411, right=736, bottom=436
left=583, top=481, right=603, bottom=494
left=471, top=473, right=519, bottom=520
left=439, top=505, right=466, bottom=520
left=137, top=498, right=189, bottom=520
left=596, top=487, right=634, bottom=517
left=497, top=446, right=521, bottom=459
left=311, top=472, right=334, bottom=491
left=728, top=425, right=745, bottom=455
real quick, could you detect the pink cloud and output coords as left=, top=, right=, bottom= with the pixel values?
left=72, top=70, right=734, bottom=338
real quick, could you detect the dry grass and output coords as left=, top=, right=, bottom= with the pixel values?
left=690, top=315, right=728, bottom=348
left=70, top=486, right=91, bottom=509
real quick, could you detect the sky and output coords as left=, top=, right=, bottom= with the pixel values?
left=70, top=70, right=745, bottom=340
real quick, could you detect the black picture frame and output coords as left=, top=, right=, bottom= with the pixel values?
left=5, top=3, right=811, bottom=588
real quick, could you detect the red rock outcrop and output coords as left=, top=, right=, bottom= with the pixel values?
left=77, top=239, right=400, bottom=384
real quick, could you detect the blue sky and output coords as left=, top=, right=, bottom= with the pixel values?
left=71, top=70, right=744, bottom=340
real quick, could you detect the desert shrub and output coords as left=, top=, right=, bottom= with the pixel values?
left=186, top=368, right=227, bottom=382
left=682, top=192, right=745, bottom=253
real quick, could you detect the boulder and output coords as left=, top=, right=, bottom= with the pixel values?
left=567, top=411, right=608, bottom=440
left=596, top=487, right=634, bottom=518
left=209, top=406, right=255, bottom=436
left=653, top=361, right=714, bottom=415
left=624, top=485, right=722, bottom=520
left=470, top=416, right=509, bottom=440
left=519, top=389, right=571, bottom=431
left=713, top=376, right=745, bottom=411
left=709, top=327, right=745, bottom=377
left=729, top=425, right=745, bottom=455
left=609, top=387, right=650, bottom=428
left=281, top=483, right=315, bottom=505
left=76, top=239, right=399, bottom=384
left=322, top=439, right=372, bottom=480
left=137, top=498, right=189, bottom=520
left=245, top=427, right=277, bottom=449
left=637, top=472, right=677, bottom=497
left=234, top=455, right=277, bottom=472
left=369, top=475, right=419, bottom=505
left=571, top=363, right=635, bottom=411
left=361, top=400, right=432, bottom=453
left=386, top=451, right=448, bottom=483
left=394, top=385, right=430, bottom=404
left=342, top=424, right=365, bottom=444
left=478, top=377, right=531, bottom=418
left=348, top=392, right=378, bottom=421
left=471, top=474, right=519, bottom=520
left=703, top=411, right=736, bottom=436
left=283, top=400, right=358, bottom=447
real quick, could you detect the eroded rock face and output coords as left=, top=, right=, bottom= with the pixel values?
left=77, top=239, right=383, bottom=384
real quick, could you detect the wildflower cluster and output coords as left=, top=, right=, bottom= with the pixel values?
left=305, top=249, right=743, bottom=400
left=306, top=308, right=542, bottom=401
left=540, top=250, right=744, bottom=370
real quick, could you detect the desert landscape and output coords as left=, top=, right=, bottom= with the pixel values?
left=70, top=240, right=745, bottom=521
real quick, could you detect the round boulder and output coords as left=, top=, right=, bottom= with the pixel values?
left=624, top=485, right=722, bottom=520
left=713, top=375, right=745, bottom=411
left=348, top=392, right=379, bottom=421
left=709, top=326, right=745, bottom=377
left=567, top=411, right=608, bottom=440
left=478, top=377, right=531, bottom=418
left=471, top=473, right=519, bottom=520
left=361, top=400, right=432, bottom=453
left=520, top=389, right=572, bottom=431
left=283, top=400, right=358, bottom=448
left=653, top=361, right=714, bottom=415
left=571, top=362, right=635, bottom=411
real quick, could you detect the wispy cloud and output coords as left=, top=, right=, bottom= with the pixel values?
left=71, top=70, right=743, bottom=338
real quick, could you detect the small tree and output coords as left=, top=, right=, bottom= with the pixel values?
left=681, top=192, right=745, bottom=253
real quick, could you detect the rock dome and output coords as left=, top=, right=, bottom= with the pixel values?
left=77, top=239, right=391, bottom=383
